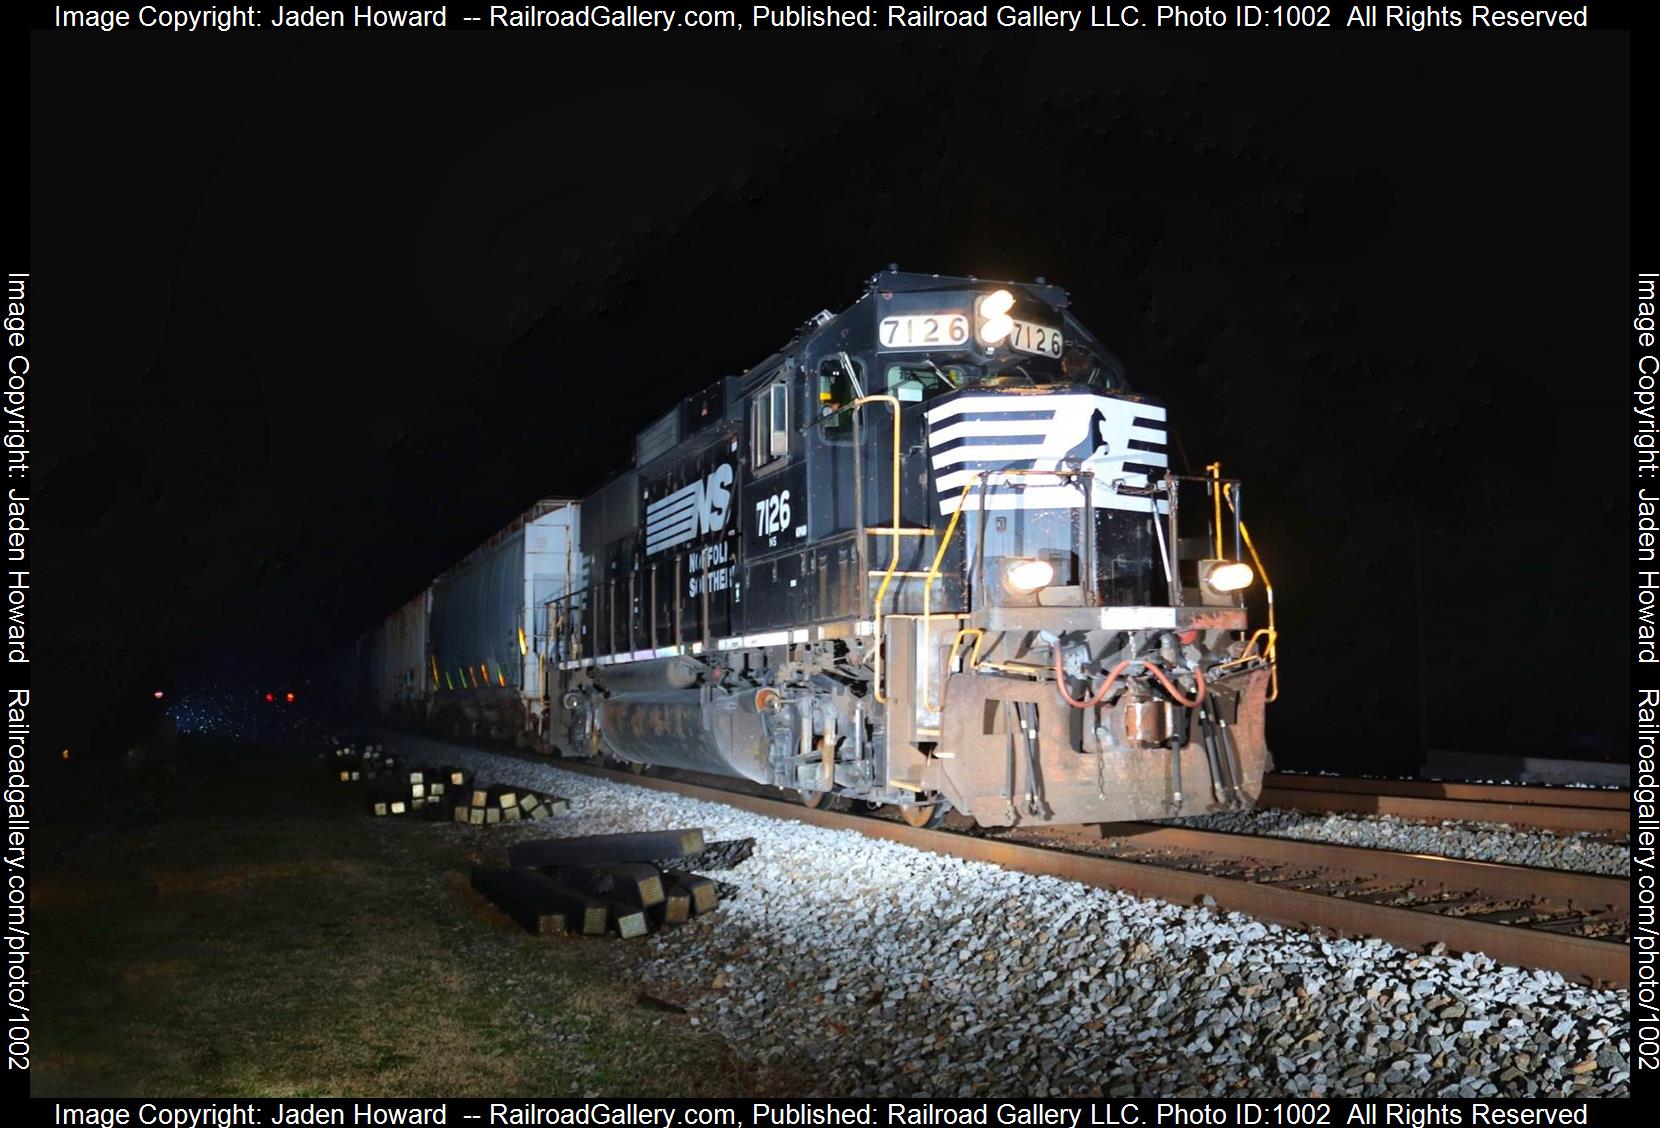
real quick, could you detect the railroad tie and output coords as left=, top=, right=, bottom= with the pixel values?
left=608, top=902, right=649, bottom=939
left=554, top=863, right=666, bottom=908
left=653, top=878, right=696, bottom=926
left=508, top=829, right=706, bottom=869
left=469, top=866, right=572, bottom=936
left=662, top=870, right=719, bottom=915
left=527, top=879, right=611, bottom=936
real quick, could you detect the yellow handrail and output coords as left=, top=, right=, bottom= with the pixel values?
left=922, top=628, right=987, bottom=713
left=919, top=466, right=1087, bottom=711
left=850, top=394, right=904, bottom=705
left=1206, top=461, right=1224, bottom=560
left=919, top=474, right=984, bottom=712
left=1223, top=483, right=1278, bottom=702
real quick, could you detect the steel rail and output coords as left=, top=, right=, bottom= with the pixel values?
left=548, top=759, right=1630, bottom=987
left=1032, top=822, right=1629, bottom=910
left=1264, top=772, right=1629, bottom=810
left=1256, top=786, right=1629, bottom=835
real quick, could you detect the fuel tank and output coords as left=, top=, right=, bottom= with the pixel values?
left=594, top=660, right=774, bottom=782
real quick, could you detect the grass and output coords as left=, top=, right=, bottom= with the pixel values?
left=31, top=738, right=777, bottom=1097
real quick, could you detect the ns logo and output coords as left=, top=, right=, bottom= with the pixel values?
left=645, top=462, right=735, bottom=555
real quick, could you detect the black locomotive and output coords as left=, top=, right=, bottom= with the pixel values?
left=547, top=270, right=1276, bottom=826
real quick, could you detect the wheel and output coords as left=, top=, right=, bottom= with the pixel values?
left=898, top=797, right=950, bottom=829
left=799, top=789, right=846, bottom=811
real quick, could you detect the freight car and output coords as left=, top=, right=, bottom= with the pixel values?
left=345, top=500, right=582, bottom=745
left=537, top=271, right=1277, bottom=827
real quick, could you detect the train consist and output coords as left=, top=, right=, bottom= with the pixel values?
left=337, top=271, right=1278, bottom=827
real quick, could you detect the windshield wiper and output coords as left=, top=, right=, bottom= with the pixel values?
left=925, top=359, right=959, bottom=389
left=838, top=351, right=866, bottom=399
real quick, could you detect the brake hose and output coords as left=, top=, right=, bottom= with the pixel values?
left=1053, top=650, right=1209, bottom=710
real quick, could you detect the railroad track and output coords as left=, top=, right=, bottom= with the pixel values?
left=529, top=757, right=1631, bottom=989
left=1260, top=772, right=1629, bottom=834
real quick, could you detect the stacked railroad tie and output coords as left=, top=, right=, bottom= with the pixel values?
left=470, top=829, right=734, bottom=939
left=449, top=780, right=572, bottom=825
left=368, top=767, right=455, bottom=819
left=324, top=750, right=571, bottom=823
left=329, top=739, right=398, bottom=784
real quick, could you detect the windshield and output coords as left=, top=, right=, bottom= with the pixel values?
left=971, top=344, right=1124, bottom=391
left=885, top=362, right=967, bottom=402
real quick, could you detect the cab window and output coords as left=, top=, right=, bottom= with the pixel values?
left=885, top=362, right=965, bottom=403
left=752, top=380, right=791, bottom=468
left=815, top=357, right=864, bottom=442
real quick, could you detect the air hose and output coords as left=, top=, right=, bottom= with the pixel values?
left=1053, top=648, right=1209, bottom=710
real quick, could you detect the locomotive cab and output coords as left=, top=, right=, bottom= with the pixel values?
left=546, top=271, right=1276, bottom=827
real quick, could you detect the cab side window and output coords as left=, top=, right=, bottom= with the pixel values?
left=815, top=356, right=863, bottom=442
left=752, top=380, right=791, bottom=469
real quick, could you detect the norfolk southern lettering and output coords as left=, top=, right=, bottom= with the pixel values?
left=271, top=5, right=447, bottom=25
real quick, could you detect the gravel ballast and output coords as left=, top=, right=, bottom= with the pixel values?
left=1168, top=808, right=1629, bottom=876
left=384, top=735, right=1630, bottom=1098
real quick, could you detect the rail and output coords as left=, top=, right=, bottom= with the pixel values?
left=539, top=755, right=1630, bottom=987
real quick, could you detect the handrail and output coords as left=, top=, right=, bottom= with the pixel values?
left=963, top=465, right=1092, bottom=600
left=1223, top=483, right=1277, bottom=702
left=847, top=393, right=904, bottom=705
left=918, top=471, right=984, bottom=713
left=922, top=627, right=986, bottom=713
left=920, top=466, right=1085, bottom=713
left=1206, top=462, right=1224, bottom=560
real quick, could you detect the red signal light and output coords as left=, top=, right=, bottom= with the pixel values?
left=265, top=692, right=275, bottom=703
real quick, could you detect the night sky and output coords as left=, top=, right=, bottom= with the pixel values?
left=29, top=24, right=1631, bottom=768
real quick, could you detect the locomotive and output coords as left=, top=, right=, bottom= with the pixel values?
left=543, top=270, right=1277, bottom=827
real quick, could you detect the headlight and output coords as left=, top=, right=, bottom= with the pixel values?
left=976, top=289, right=1015, bottom=346
left=1204, top=560, right=1254, bottom=593
left=1001, top=557, right=1055, bottom=594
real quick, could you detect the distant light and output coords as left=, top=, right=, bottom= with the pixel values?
left=265, top=692, right=275, bottom=703
left=518, top=627, right=528, bottom=656
left=285, top=691, right=295, bottom=703
left=61, top=748, right=69, bottom=760
left=153, top=690, right=164, bottom=700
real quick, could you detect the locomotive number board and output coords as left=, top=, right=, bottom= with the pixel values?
left=1008, top=319, right=1064, bottom=358
left=878, top=312, right=970, bottom=349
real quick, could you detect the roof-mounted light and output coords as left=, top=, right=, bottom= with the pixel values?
left=976, top=289, right=1015, bottom=346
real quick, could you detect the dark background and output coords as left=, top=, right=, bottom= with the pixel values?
left=29, top=28, right=1630, bottom=770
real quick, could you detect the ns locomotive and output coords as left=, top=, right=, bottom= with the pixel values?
left=545, top=271, right=1277, bottom=826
